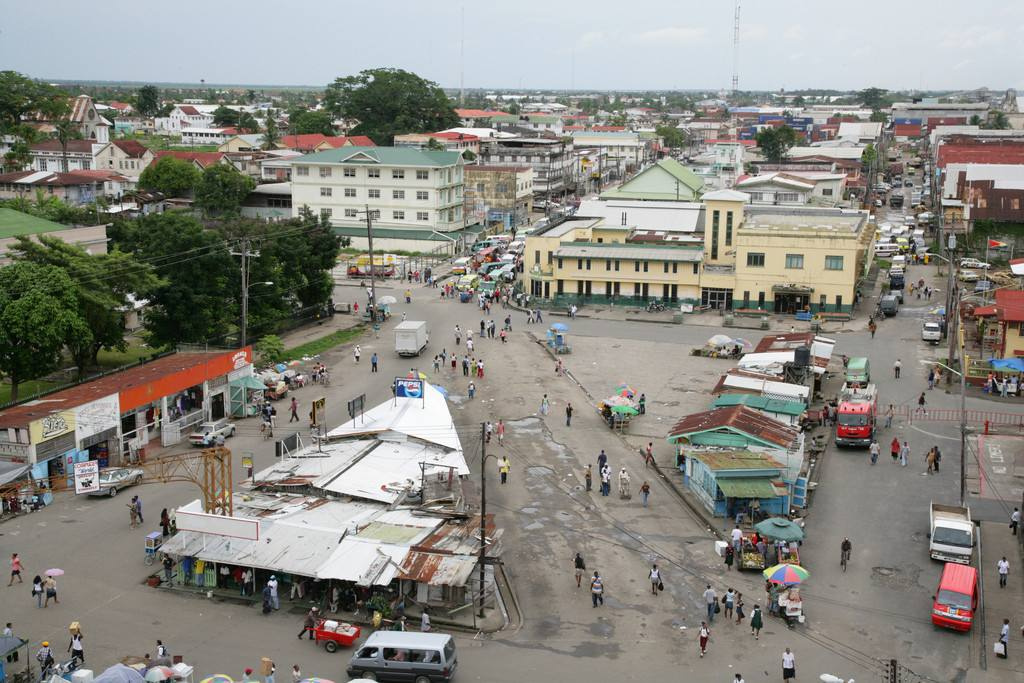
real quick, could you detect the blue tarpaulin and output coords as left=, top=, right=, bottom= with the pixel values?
left=990, top=358, right=1024, bottom=372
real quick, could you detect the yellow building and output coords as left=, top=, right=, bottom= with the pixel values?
left=524, top=190, right=872, bottom=313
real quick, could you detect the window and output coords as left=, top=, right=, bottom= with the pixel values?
left=692, top=263, right=699, bottom=275
left=391, top=169, right=405, bottom=179
left=39, top=160, right=48, bottom=171
left=643, top=261, right=649, bottom=272
left=320, top=208, right=332, bottom=218
left=82, top=160, right=91, bottom=170
left=393, top=190, right=405, bottom=200
left=663, top=263, right=669, bottom=273
left=557, top=258, right=564, bottom=269
left=475, top=183, right=484, bottom=193
left=586, top=259, right=591, bottom=271
left=743, top=291, right=750, bottom=307
left=417, top=170, right=429, bottom=180
left=672, top=263, right=678, bottom=274
left=343, top=168, right=356, bottom=177
left=785, top=254, right=804, bottom=269
left=749, top=191, right=765, bottom=202
left=320, top=187, right=332, bottom=197
left=319, top=166, right=332, bottom=178
left=296, top=166, right=309, bottom=176
left=535, top=250, right=541, bottom=264
left=368, top=189, right=380, bottom=199
left=710, top=210, right=720, bottom=260
left=344, top=209, right=358, bottom=218
left=746, top=252, right=765, bottom=267
left=821, top=188, right=833, bottom=196
left=344, top=188, right=356, bottom=198
left=819, top=294, right=827, bottom=309
left=417, top=211, right=429, bottom=221
left=496, top=183, right=508, bottom=193
left=825, top=255, right=844, bottom=271
left=547, top=251, right=553, bottom=265
left=777, top=192, right=800, bottom=203
left=606, top=259, right=612, bottom=270
left=634, top=261, right=640, bottom=272
left=615, top=260, right=620, bottom=271
left=577, top=259, right=583, bottom=270
left=725, top=211, right=733, bottom=246
left=836, top=295, right=843, bottom=309
left=368, top=168, right=380, bottom=178
left=392, top=210, right=405, bottom=220
left=416, top=191, right=428, bottom=200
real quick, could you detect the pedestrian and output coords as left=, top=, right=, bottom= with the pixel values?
left=703, top=584, right=716, bottom=622
left=933, top=445, right=942, bottom=472
left=160, top=508, right=171, bottom=536
left=476, top=358, right=484, bottom=378
left=467, top=381, right=476, bottom=399
left=485, top=421, right=493, bottom=443
left=735, top=593, right=745, bottom=624
left=540, top=394, right=550, bottom=416
left=645, top=442, right=653, bottom=468
left=162, top=554, right=173, bottom=585
left=498, top=455, right=510, bottom=484
left=37, top=642, right=53, bottom=673
left=451, top=354, right=457, bottom=372
left=298, top=606, right=318, bottom=639
left=264, top=659, right=276, bottom=683
left=649, top=564, right=661, bottom=595
left=869, top=439, right=879, bottom=465
left=885, top=404, right=894, bottom=429
left=590, top=571, right=604, bottom=607
left=353, top=345, right=361, bottom=363
left=466, top=338, right=474, bottom=353
left=894, top=358, right=902, bottom=379
left=916, top=392, right=927, bottom=415
left=420, top=609, right=431, bottom=632
left=1011, top=507, right=1021, bottom=535
left=462, top=355, right=470, bottom=376
left=890, top=437, right=900, bottom=463
left=565, top=402, right=573, bottom=427
left=731, top=525, right=743, bottom=556
left=289, top=397, right=299, bottom=422
left=267, top=575, right=280, bottom=609
left=638, top=393, right=646, bottom=415
left=371, top=352, right=378, bottom=373
left=8, top=553, right=22, bottom=585
left=899, top=440, right=909, bottom=467
left=750, top=604, right=763, bottom=639
left=734, top=676, right=745, bottom=683
left=291, top=666, right=301, bottom=683
left=68, top=630, right=84, bottom=663
left=724, top=588, right=735, bottom=619
left=782, top=647, right=796, bottom=680
left=584, top=465, right=592, bottom=491
left=3, top=623, right=16, bottom=663
left=574, top=553, right=586, bottom=588
left=998, top=556, right=1009, bottom=588
left=496, top=419, right=505, bottom=445
left=925, top=448, right=937, bottom=475
left=928, top=367, right=935, bottom=390
left=600, top=464, right=611, bottom=496
left=698, top=621, right=710, bottom=657
left=43, top=575, right=58, bottom=607
left=640, top=481, right=650, bottom=507
left=127, top=500, right=139, bottom=528
left=998, top=618, right=1010, bottom=658
left=724, top=545, right=734, bottom=571
left=597, top=449, right=608, bottom=471
left=243, top=669, right=254, bottom=683
left=31, top=575, right=42, bottom=608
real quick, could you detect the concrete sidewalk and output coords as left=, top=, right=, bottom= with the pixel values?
left=975, top=519, right=1024, bottom=679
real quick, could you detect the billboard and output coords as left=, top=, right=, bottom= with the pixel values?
left=175, top=499, right=260, bottom=540
left=394, top=378, right=424, bottom=399
left=73, top=460, right=99, bottom=495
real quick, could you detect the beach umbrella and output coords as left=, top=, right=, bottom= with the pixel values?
left=610, top=404, right=639, bottom=415
left=44, top=568, right=64, bottom=577
left=762, top=563, right=810, bottom=585
left=274, top=363, right=287, bottom=373
left=753, top=517, right=805, bottom=542
left=731, top=338, right=753, bottom=351
left=378, top=295, right=398, bottom=305
left=707, top=334, right=733, bottom=347
left=550, top=322, right=569, bottom=332
left=143, top=667, right=175, bottom=683
left=613, top=383, right=635, bottom=398
left=199, top=676, right=234, bottom=683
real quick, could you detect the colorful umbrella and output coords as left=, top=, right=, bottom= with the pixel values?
left=731, top=338, right=753, bottom=351
left=754, top=517, right=805, bottom=542
left=44, top=568, right=64, bottom=577
left=199, top=676, right=234, bottom=683
left=613, top=384, right=635, bottom=398
left=287, top=360, right=301, bottom=367
left=144, top=667, right=176, bottom=683
left=610, top=404, right=639, bottom=415
left=550, top=322, right=569, bottom=332
left=762, top=563, right=810, bottom=585
left=431, top=385, right=449, bottom=398
left=406, top=370, right=428, bottom=380
left=707, top=334, right=733, bottom=347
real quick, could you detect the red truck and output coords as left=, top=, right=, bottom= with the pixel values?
left=835, top=383, right=877, bottom=447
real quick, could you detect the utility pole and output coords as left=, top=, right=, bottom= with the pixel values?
left=478, top=421, right=487, bottom=618
left=358, top=205, right=379, bottom=322
left=945, top=233, right=958, bottom=386
left=959, top=348, right=967, bottom=508
left=231, top=237, right=260, bottom=347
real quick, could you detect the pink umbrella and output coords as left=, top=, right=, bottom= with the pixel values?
left=45, top=568, right=65, bottom=577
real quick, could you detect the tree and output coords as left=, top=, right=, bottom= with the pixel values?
left=988, top=111, right=1010, bottom=130
left=0, top=71, right=70, bottom=132
left=3, top=134, right=33, bottom=172
left=858, top=87, right=889, bottom=111
left=11, top=235, right=161, bottom=376
left=869, top=110, right=888, bottom=123
left=324, top=68, right=458, bottom=145
left=0, top=261, right=88, bottom=401
left=194, top=164, right=255, bottom=217
left=254, top=334, right=284, bottom=365
left=861, top=143, right=878, bottom=168
left=119, top=213, right=236, bottom=347
left=656, top=124, right=686, bottom=150
left=425, top=137, right=445, bottom=151
left=236, top=111, right=259, bottom=134
left=54, top=119, right=81, bottom=173
left=969, top=114, right=983, bottom=126
left=262, top=113, right=281, bottom=150
left=755, top=125, right=798, bottom=163
left=462, top=149, right=476, bottom=161
left=136, top=85, right=160, bottom=118
left=287, top=109, right=335, bottom=136
left=212, top=105, right=240, bottom=127
left=138, top=155, right=201, bottom=197
left=792, top=95, right=806, bottom=107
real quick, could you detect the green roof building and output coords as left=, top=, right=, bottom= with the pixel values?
left=601, top=158, right=705, bottom=202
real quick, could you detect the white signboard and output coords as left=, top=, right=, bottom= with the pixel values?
left=176, top=499, right=260, bottom=540
left=73, top=460, right=100, bottom=495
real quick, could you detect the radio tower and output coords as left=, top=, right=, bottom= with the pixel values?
left=731, top=0, right=741, bottom=95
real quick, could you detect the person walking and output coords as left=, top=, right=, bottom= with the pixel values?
left=584, top=465, right=592, bottom=491
left=724, top=545, right=734, bottom=571
left=467, top=381, right=476, bottom=399
left=885, top=404, right=894, bottom=429
left=644, top=442, right=654, bottom=468
left=698, top=622, right=710, bottom=657
left=68, top=630, right=84, bottom=663
left=998, top=618, right=1010, bottom=658
left=597, top=449, right=608, bottom=472
left=565, top=402, right=573, bottom=426
left=371, top=352, right=378, bottom=373
left=782, top=647, right=796, bottom=680
left=916, top=392, right=927, bottom=416
left=127, top=500, right=139, bottom=528
left=162, top=554, right=174, bottom=585
left=998, top=556, right=1009, bottom=588
left=160, top=509, right=171, bottom=536
left=649, top=564, right=661, bottom=595
left=498, top=455, right=510, bottom=485
left=42, top=575, right=58, bottom=607
left=291, top=666, right=301, bottom=683
left=267, top=575, right=280, bottom=610
left=8, top=553, right=22, bottom=586
left=1011, top=507, right=1021, bottom=535
left=134, top=495, right=144, bottom=524
left=298, top=607, right=318, bottom=639
left=723, top=588, right=735, bottom=619
left=640, top=481, right=650, bottom=507
left=731, top=525, right=743, bottom=557
left=890, top=437, right=900, bottom=463
left=933, top=445, right=942, bottom=472
left=353, top=345, right=361, bottom=363
left=3, top=623, right=16, bottom=663
left=925, top=447, right=937, bottom=475
left=703, top=584, right=717, bottom=623
left=927, top=367, right=935, bottom=390
left=496, top=419, right=505, bottom=445
left=869, top=439, right=879, bottom=465
left=31, top=575, right=43, bottom=608
left=735, top=592, right=745, bottom=624
left=600, top=464, right=611, bottom=496
left=894, top=358, right=902, bottom=379
left=289, top=398, right=299, bottom=423
left=899, top=440, right=910, bottom=467
left=573, top=553, right=586, bottom=588
left=420, top=609, right=431, bottom=632
left=590, top=571, right=604, bottom=607
left=750, top=604, right=764, bottom=639
left=540, top=394, right=550, bottom=416
left=638, top=393, right=646, bottom=415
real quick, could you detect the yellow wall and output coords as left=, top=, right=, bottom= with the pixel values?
left=1004, top=322, right=1024, bottom=357
left=702, top=199, right=745, bottom=265
left=591, top=227, right=630, bottom=244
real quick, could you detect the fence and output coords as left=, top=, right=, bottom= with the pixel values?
left=893, top=405, right=1024, bottom=429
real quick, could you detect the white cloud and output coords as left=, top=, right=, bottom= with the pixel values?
left=629, top=25, right=708, bottom=44
left=938, top=25, right=1005, bottom=49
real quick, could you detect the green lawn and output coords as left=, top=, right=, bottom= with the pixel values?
left=280, top=326, right=366, bottom=361
left=96, top=339, right=167, bottom=368
left=0, top=379, right=58, bottom=406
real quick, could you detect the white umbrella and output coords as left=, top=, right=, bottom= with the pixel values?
left=378, top=295, right=398, bottom=305
left=706, top=334, right=733, bottom=347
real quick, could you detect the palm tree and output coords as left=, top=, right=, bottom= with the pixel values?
left=989, top=111, right=1010, bottom=130
left=969, top=114, right=983, bottom=126
left=262, top=112, right=281, bottom=150
left=54, top=120, right=79, bottom=173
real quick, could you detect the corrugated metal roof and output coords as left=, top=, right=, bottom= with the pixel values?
left=716, top=477, right=782, bottom=498
left=316, top=538, right=409, bottom=586
left=691, top=450, right=784, bottom=471
left=712, top=394, right=806, bottom=416
left=555, top=244, right=702, bottom=262
left=711, top=372, right=810, bottom=402
left=398, top=553, right=477, bottom=586
left=667, top=405, right=800, bottom=449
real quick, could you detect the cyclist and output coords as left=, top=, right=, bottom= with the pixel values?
left=840, top=538, right=852, bottom=568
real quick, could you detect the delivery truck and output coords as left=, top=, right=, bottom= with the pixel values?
left=394, top=321, right=429, bottom=357
left=929, top=502, right=974, bottom=565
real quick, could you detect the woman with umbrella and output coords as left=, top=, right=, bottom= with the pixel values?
left=43, top=569, right=62, bottom=607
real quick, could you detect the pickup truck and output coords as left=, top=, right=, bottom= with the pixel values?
left=929, top=502, right=974, bottom=564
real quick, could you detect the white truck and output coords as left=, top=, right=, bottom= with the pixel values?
left=395, top=320, right=429, bottom=357
left=929, top=502, right=974, bottom=565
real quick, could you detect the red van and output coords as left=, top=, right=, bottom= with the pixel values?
left=931, top=563, right=978, bottom=631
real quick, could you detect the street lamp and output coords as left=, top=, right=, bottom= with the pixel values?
left=919, top=358, right=968, bottom=507
left=240, top=281, right=273, bottom=348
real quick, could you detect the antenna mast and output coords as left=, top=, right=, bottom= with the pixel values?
left=731, top=0, right=741, bottom=95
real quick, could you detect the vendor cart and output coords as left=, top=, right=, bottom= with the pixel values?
left=738, top=538, right=765, bottom=571
left=313, top=618, right=361, bottom=653
left=144, top=531, right=162, bottom=565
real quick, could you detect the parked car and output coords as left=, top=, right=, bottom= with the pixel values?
left=922, top=321, right=942, bottom=344
left=957, top=270, right=980, bottom=282
left=88, top=467, right=144, bottom=497
left=189, top=418, right=236, bottom=446
left=958, top=258, right=991, bottom=270
left=974, top=280, right=994, bottom=294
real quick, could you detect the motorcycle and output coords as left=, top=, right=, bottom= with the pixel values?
left=646, top=301, right=666, bottom=312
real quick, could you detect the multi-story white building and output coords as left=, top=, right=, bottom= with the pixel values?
left=478, top=138, right=576, bottom=199
left=290, top=146, right=465, bottom=252
left=155, top=105, right=216, bottom=134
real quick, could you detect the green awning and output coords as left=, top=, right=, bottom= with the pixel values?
left=716, top=477, right=780, bottom=499
left=231, top=375, right=267, bottom=391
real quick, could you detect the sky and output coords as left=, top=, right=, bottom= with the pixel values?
left=2, top=0, right=1023, bottom=93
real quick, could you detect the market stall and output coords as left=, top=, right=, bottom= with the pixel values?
left=546, top=323, right=572, bottom=354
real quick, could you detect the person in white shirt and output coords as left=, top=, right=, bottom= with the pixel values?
left=267, top=575, right=280, bottom=609
left=999, top=619, right=1010, bottom=658
left=1011, top=507, right=1021, bottom=536
left=733, top=676, right=745, bottom=683
left=782, top=647, right=796, bottom=679
left=731, top=525, right=743, bottom=555
left=649, top=564, right=661, bottom=595
left=998, top=557, right=1010, bottom=588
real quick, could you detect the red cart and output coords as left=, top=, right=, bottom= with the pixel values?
left=313, top=619, right=361, bottom=652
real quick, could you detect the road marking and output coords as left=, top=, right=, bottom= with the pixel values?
left=908, top=425, right=958, bottom=441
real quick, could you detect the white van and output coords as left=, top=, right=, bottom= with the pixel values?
left=347, top=632, right=457, bottom=682
left=891, top=254, right=907, bottom=269
left=875, top=243, right=900, bottom=258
